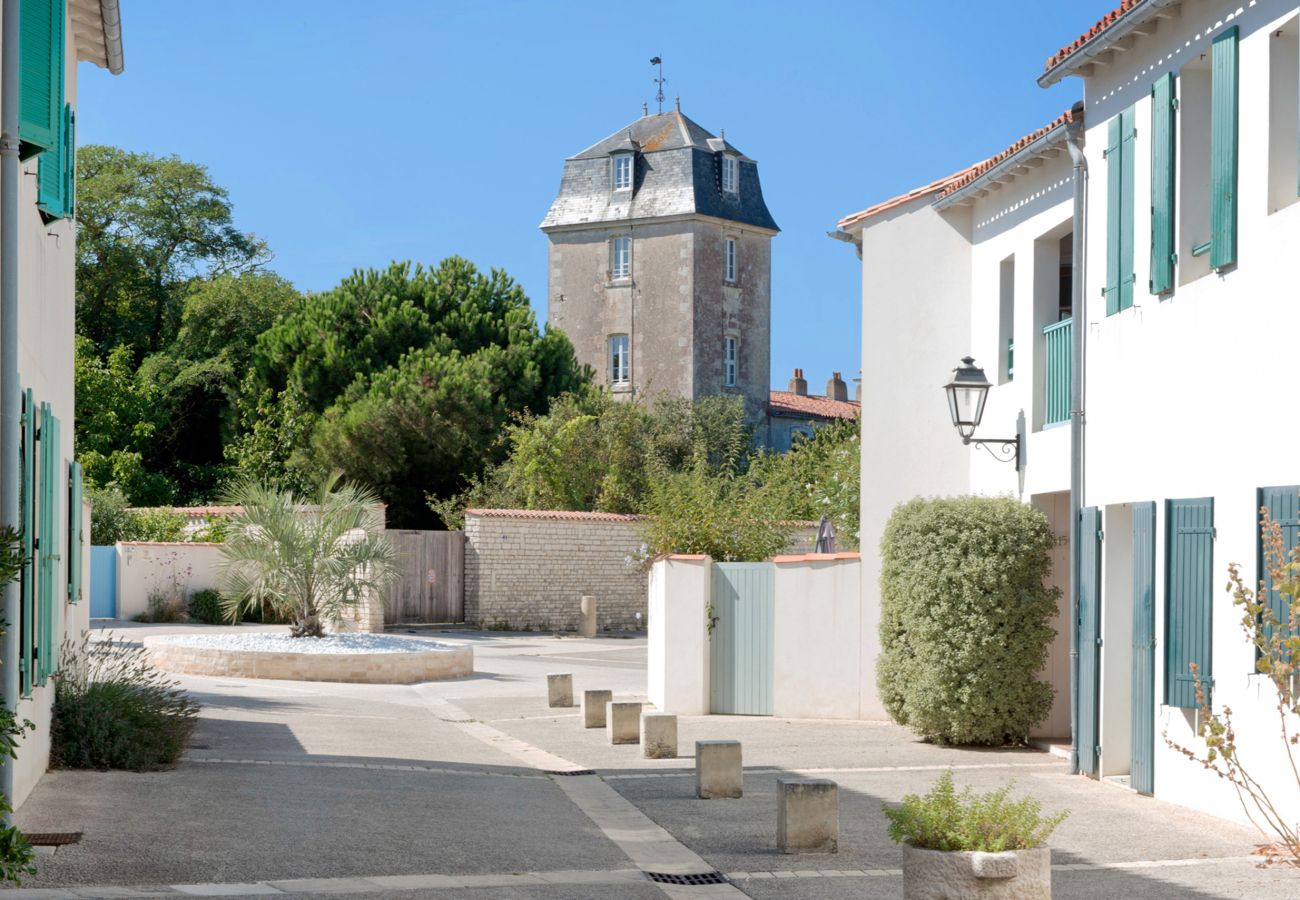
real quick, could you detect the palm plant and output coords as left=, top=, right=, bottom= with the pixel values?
left=218, top=473, right=398, bottom=637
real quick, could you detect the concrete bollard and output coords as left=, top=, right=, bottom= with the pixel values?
left=641, top=713, right=677, bottom=759
left=695, top=740, right=742, bottom=799
left=606, top=702, right=642, bottom=744
left=579, top=595, right=598, bottom=638
left=582, top=690, right=613, bottom=728
left=547, top=673, right=574, bottom=708
left=777, top=778, right=839, bottom=854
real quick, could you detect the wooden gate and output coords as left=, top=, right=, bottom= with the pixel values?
left=384, top=530, right=464, bottom=624
left=709, top=562, right=775, bottom=716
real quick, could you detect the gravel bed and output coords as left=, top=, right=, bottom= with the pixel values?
left=151, top=633, right=451, bottom=654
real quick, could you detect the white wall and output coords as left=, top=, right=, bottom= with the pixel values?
left=115, top=543, right=226, bottom=621
left=647, top=556, right=711, bottom=715
left=772, top=555, right=868, bottom=719
left=1078, top=0, right=1300, bottom=825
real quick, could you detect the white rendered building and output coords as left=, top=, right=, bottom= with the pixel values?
left=838, top=0, right=1300, bottom=827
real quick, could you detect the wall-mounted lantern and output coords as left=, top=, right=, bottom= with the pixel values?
left=943, top=357, right=1021, bottom=470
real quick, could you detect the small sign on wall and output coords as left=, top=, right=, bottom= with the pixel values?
left=426, top=569, right=437, bottom=585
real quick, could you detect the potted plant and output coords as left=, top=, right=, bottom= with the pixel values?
left=884, top=770, right=1067, bottom=899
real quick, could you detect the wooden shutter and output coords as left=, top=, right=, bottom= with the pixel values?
left=1078, top=506, right=1102, bottom=775
left=1104, top=110, right=1136, bottom=314
left=19, top=390, right=35, bottom=696
left=36, top=403, right=60, bottom=685
left=1131, top=502, right=1157, bottom=795
left=37, top=101, right=65, bottom=218
left=1210, top=26, right=1238, bottom=270
left=1166, top=498, right=1214, bottom=709
left=19, top=0, right=64, bottom=160
left=1150, top=73, right=1176, bottom=295
left=1257, top=486, right=1299, bottom=666
left=68, top=461, right=83, bottom=603
left=63, top=103, right=75, bottom=215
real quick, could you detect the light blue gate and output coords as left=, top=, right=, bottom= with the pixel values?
left=90, top=546, right=117, bottom=618
left=709, top=562, right=775, bottom=715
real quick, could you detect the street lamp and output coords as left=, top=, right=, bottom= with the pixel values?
left=943, top=356, right=1020, bottom=469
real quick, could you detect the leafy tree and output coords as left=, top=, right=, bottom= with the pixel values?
left=752, top=419, right=860, bottom=549
left=218, top=474, right=399, bottom=638
left=223, top=382, right=318, bottom=497
left=75, top=145, right=269, bottom=357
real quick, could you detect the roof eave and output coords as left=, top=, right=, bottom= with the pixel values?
left=933, top=123, right=1070, bottom=210
left=1038, top=0, right=1178, bottom=87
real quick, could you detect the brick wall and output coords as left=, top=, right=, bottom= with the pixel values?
left=464, top=510, right=649, bottom=632
left=463, top=509, right=817, bottom=633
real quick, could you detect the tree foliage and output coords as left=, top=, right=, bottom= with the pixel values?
left=751, top=419, right=860, bottom=550
left=878, top=496, right=1059, bottom=745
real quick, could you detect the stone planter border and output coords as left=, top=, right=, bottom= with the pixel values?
left=901, top=844, right=1051, bottom=899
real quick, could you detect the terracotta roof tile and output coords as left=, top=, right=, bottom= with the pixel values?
left=837, top=165, right=978, bottom=229
left=768, top=391, right=860, bottom=421
left=1045, top=0, right=1144, bottom=72
left=464, top=508, right=645, bottom=523
left=937, top=108, right=1078, bottom=199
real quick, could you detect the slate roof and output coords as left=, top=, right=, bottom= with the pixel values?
left=767, top=391, right=860, bottom=421
left=540, top=110, right=779, bottom=232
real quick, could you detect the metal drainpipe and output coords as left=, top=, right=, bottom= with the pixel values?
left=1, top=0, right=23, bottom=819
left=1064, top=105, right=1087, bottom=777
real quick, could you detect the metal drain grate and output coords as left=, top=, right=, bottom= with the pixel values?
left=644, top=871, right=728, bottom=886
left=545, top=769, right=596, bottom=776
left=25, top=832, right=81, bottom=846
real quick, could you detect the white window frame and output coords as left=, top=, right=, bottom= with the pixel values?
left=609, top=334, right=630, bottom=385
left=723, top=335, right=738, bottom=387
left=724, top=237, right=737, bottom=283
left=611, top=236, right=631, bottom=280
left=612, top=154, right=633, bottom=191
left=721, top=156, right=738, bottom=193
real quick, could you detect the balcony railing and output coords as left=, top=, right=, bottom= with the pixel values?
left=1043, top=317, right=1072, bottom=426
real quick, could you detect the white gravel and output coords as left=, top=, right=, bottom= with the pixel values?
left=152, top=633, right=451, bottom=655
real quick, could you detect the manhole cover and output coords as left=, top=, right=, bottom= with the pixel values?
left=645, top=871, right=728, bottom=885
left=25, top=833, right=81, bottom=846
left=545, top=769, right=596, bottom=776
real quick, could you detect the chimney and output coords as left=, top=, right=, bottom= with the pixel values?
left=826, top=372, right=848, bottom=402
left=788, top=368, right=808, bottom=396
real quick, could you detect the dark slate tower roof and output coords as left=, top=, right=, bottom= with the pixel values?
left=540, top=109, right=779, bottom=233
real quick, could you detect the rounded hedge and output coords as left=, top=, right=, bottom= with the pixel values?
left=878, top=496, right=1059, bottom=745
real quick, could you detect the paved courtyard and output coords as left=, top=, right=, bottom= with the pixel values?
left=10, top=624, right=1300, bottom=898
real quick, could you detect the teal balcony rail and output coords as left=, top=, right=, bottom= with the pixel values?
left=1007, top=337, right=1014, bottom=381
left=1043, top=317, right=1072, bottom=425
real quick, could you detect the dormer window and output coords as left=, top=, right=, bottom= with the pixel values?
left=721, top=156, right=738, bottom=194
left=612, top=154, right=633, bottom=191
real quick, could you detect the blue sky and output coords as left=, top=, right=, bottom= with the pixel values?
left=77, top=0, right=1087, bottom=391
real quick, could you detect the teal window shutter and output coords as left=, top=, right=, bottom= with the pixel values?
left=1210, top=26, right=1238, bottom=270
left=1150, top=73, right=1176, bottom=294
left=36, top=100, right=65, bottom=218
left=63, top=104, right=75, bottom=215
left=1104, top=109, right=1136, bottom=314
left=68, top=461, right=82, bottom=603
left=19, top=390, right=34, bottom=696
left=19, top=0, right=64, bottom=161
left=1257, top=486, right=1298, bottom=667
left=1165, top=497, right=1214, bottom=709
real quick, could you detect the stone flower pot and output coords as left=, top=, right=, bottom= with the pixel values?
left=902, top=845, right=1051, bottom=899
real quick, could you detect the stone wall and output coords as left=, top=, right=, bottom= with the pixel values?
left=463, top=509, right=819, bottom=633
left=464, top=510, right=648, bottom=632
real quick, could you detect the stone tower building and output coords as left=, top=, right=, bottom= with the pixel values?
left=540, top=105, right=779, bottom=421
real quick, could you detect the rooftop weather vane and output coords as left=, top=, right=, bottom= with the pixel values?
left=651, top=56, right=666, bottom=113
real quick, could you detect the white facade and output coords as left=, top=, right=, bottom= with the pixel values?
left=842, top=0, right=1300, bottom=828
left=2, top=0, right=122, bottom=808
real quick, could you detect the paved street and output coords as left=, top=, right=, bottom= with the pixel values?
left=10, top=625, right=1299, bottom=898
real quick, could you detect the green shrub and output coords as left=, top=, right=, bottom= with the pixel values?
left=884, top=770, right=1067, bottom=852
left=135, top=590, right=187, bottom=624
left=86, top=486, right=187, bottom=544
left=52, top=634, right=199, bottom=771
left=879, top=496, right=1059, bottom=745
left=0, top=527, right=35, bottom=884
left=187, top=589, right=225, bottom=625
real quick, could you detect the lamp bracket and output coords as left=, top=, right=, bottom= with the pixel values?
left=962, top=435, right=1021, bottom=471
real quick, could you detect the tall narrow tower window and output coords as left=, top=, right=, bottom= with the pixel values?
left=724, top=238, right=737, bottom=283
left=612, top=154, right=633, bottom=191
left=721, top=156, right=738, bottom=193
left=611, top=236, right=631, bottom=280
left=609, top=334, right=630, bottom=385
left=723, top=336, right=738, bottom=387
